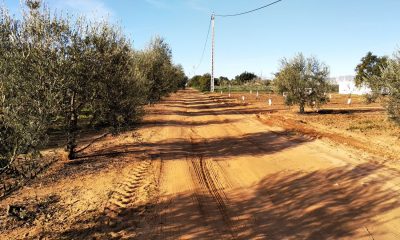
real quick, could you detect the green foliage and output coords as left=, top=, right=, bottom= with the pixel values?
left=217, top=76, right=230, bottom=86
left=355, top=52, right=388, bottom=102
left=0, top=2, right=67, bottom=167
left=215, top=84, right=272, bottom=93
left=274, top=53, right=331, bottom=113
left=0, top=1, right=186, bottom=164
left=174, top=65, right=189, bottom=90
left=74, top=22, right=145, bottom=137
left=234, top=72, right=257, bottom=84
left=188, top=74, right=211, bottom=92
left=135, top=37, right=186, bottom=104
left=327, top=84, right=339, bottom=93
left=381, top=50, right=400, bottom=125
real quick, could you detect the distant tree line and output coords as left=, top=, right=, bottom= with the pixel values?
left=188, top=71, right=272, bottom=92
left=0, top=0, right=187, bottom=169
left=188, top=74, right=211, bottom=92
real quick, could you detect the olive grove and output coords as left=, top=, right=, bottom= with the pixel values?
left=0, top=0, right=187, bottom=175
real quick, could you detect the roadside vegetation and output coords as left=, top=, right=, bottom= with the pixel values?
left=381, top=50, right=400, bottom=124
left=273, top=53, right=331, bottom=113
left=354, top=50, right=400, bottom=124
left=190, top=49, right=400, bottom=126
left=188, top=73, right=211, bottom=92
left=189, top=72, right=273, bottom=94
left=355, top=52, right=388, bottom=103
left=0, top=0, right=186, bottom=195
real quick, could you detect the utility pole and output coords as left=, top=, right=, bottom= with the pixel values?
left=211, top=14, right=215, bottom=92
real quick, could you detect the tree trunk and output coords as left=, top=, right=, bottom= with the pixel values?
left=299, top=102, right=305, bottom=114
left=67, top=93, right=77, bottom=160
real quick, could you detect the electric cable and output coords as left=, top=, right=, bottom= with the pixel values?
left=215, top=0, right=283, bottom=17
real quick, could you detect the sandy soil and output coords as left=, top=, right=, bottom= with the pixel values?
left=223, top=91, right=400, bottom=161
left=1, top=89, right=400, bottom=239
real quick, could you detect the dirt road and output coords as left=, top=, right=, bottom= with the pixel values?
left=111, top=89, right=398, bottom=239
left=2, top=89, right=400, bottom=239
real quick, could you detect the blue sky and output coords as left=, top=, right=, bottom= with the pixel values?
left=2, top=0, right=400, bottom=79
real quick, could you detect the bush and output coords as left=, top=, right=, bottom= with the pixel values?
left=273, top=53, right=331, bottom=113
left=363, top=92, right=380, bottom=104
left=188, top=74, right=211, bottom=92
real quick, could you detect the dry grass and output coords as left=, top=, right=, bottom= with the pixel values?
left=218, top=91, right=400, bottom=162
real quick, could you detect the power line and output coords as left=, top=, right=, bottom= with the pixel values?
left=194, top=0, right=284, bottom=87
left=194, top=16, right=212, bottom=75
left=215, top=0, right=283, bottom=17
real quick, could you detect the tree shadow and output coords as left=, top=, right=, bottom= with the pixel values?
left=139, top=119, right=239, bottom=128
left=307, top=108, right=385, bottom=115
left=150, top=107, right=274, bottom=117
left=162, top=102, right=245, bottom=110
left=147, top=91, right=281, bottom=117
left=78, top=130, right=311, bottom=161
left=49, top=163, right=399, bottom=239
left=228, top=163, right=399, bottom=239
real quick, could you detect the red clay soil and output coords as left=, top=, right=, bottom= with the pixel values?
left=1, top=89, right=400, bottom=239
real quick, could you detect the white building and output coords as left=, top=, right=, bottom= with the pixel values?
left=331, top=75, right=371, bottom=95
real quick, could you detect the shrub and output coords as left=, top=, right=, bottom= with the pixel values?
left=273, top=53, right=331, bottom=113
left=188, top=74, right=211, bottom=92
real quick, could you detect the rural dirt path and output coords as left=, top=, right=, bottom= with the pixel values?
left=2, top=89, right=400, bottom=239
left=122, top=89, right=400, bottom=239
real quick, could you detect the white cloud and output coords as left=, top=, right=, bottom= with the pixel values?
left=54, top=0, right=113, bottom=22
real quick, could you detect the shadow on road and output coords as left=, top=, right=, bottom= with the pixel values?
left=37, top=90, right=400, bottom=239
left=78, top=130, right=310, bottom=161
left=140, top=118, right=239, bottom=128
left=55, top=163, right=398, bottom=239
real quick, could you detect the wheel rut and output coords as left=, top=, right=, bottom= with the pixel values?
left=188, top=128, right=238, bottom=239
left=101, top=153, right=163, bottom=239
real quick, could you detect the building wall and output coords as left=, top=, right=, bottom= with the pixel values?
left=332, top=76, right=371, bottom=95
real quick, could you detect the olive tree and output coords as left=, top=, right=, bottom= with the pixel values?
left=172, top=64, right=188, bottom=90
left=61, top=20, right=147, bottom=159
left=1, top=0, right=187, bottom=164
left=87, top=23, right=146, bottom=134
left=136, top=37, right=177, bottom=104
left=188, top=74, right=211, bottom=92
left=381, top=50, right=400, bottom=125
left=0, top=1, right=68, bottom=169
left=355, top=52, right=388, bottom=102
left=274, top=53, right=331, bottom=113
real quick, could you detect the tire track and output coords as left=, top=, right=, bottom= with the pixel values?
left=188, top=130, right=238, bottom=239
left=104, top=159, right=151, bottom=221
left=179, top=96, right=238, bottom=238
left=209, top=93, right=400, bottom=238
left=101, top=155, right=162, bottom=239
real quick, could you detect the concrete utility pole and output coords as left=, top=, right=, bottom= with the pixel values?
left=211, top=14, right=215, bottom=92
